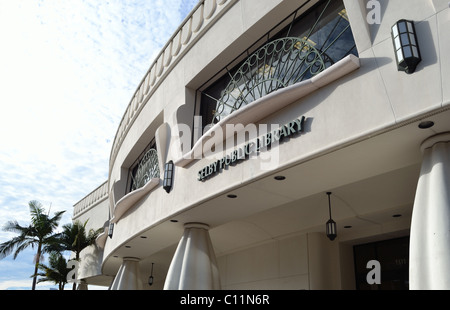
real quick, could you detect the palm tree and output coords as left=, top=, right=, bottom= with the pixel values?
left=37, top=251, right=70, bottom=290
left=56, top=219, right=102, bottom=290
left=0, top=200, right=65, bottom=290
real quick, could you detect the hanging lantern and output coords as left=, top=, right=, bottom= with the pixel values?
left=326, top=192, right=337, bottom=241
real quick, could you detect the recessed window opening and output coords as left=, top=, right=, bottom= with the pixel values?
left=196, top=0, right=358, bottom=132
left=127, top=138, right=159, bottom=193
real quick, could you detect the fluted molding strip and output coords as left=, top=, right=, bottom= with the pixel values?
left=73, top=181, right=109, bottom=219
left=109, top=0, right=235, bottom=174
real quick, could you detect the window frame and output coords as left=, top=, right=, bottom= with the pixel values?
left=126, top=138, right=158, bottom=193
left=196, top=0, right=358, bottom=133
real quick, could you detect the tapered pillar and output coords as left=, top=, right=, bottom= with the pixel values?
left=76, top=280, right=88, bottom=290
left=110, top=257, right=143, bottom=290
left=410, top=133, right=450, bottom=289
left=164, top=223, right=221, bottom=290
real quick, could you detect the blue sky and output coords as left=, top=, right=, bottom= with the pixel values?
left=0, top=0, right=199, bottom=290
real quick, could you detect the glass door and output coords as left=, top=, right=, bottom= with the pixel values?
left=353, top=237, right=409, bottom=290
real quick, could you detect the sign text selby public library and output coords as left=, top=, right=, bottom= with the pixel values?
left=197, top=116, right=305, bottom=181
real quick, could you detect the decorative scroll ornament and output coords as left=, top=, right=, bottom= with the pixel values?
left=131, top=148, right=160, bottom=191
left=210, top=37, right=334, bottom=125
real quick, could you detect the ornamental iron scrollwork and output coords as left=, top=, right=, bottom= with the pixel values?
left=201, top=0, right=357, bottom=128
left=209, top=37, right=334, bottom=125
left=131, top=148, right=160, bottom=191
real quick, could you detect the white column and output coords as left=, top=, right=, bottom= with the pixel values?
left=110, top=257, right=143, bottom=290
left=76, top=280, right=88, bottom=290
left=410, top=133, right=450, bottom=290
left=164, top=223, right=221, bottom=290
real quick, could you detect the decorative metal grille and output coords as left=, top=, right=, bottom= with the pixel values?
left=210, top=37, right=334, bottom=124
left=130, top=148, right=160, bottom=191
left=201, top=0, right=356, bottom=128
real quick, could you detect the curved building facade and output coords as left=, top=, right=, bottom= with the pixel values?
left=72, top=0, right=450, bottom=290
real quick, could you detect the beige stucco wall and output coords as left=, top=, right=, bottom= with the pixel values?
left=217, top=233, right=310, bottom=290
left=216, top=232, right=343, bottom=290
left=72, top=192, right=109, bottom=281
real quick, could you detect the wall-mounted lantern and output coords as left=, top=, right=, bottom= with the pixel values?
left=108, top=222, right=114, bottom=239
left=163, top=161, right=174, bottom=193
left=391, top=19, right=421, bottom=74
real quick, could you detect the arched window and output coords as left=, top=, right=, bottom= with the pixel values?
left=199, top=0, right=357, bottom=130
left=128, top=139, right=160, bottom=192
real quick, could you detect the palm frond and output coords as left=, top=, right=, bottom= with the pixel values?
left=0, top=200, right=69, bottom=289
left=12, top=239, right=37, bottom=259
left=0, top=234, right=36, bottom=259
left=29, top=200, right=45, bottom=223
left=2, top=220, right=30, bottom=234
left=36, top=252, right=69, bottom=289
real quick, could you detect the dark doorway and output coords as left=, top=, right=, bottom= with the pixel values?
left=353, top=236, right=409, bottom=290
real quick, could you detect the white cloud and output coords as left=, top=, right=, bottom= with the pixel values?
left=0, top=280, right=40, bottom=291
left=0, top=0, right=199, bottom=290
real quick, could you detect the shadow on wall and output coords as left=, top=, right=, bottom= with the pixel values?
left=414, top=20, right=438, bottom=72
left=368, top=0, right=389, bottom=43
